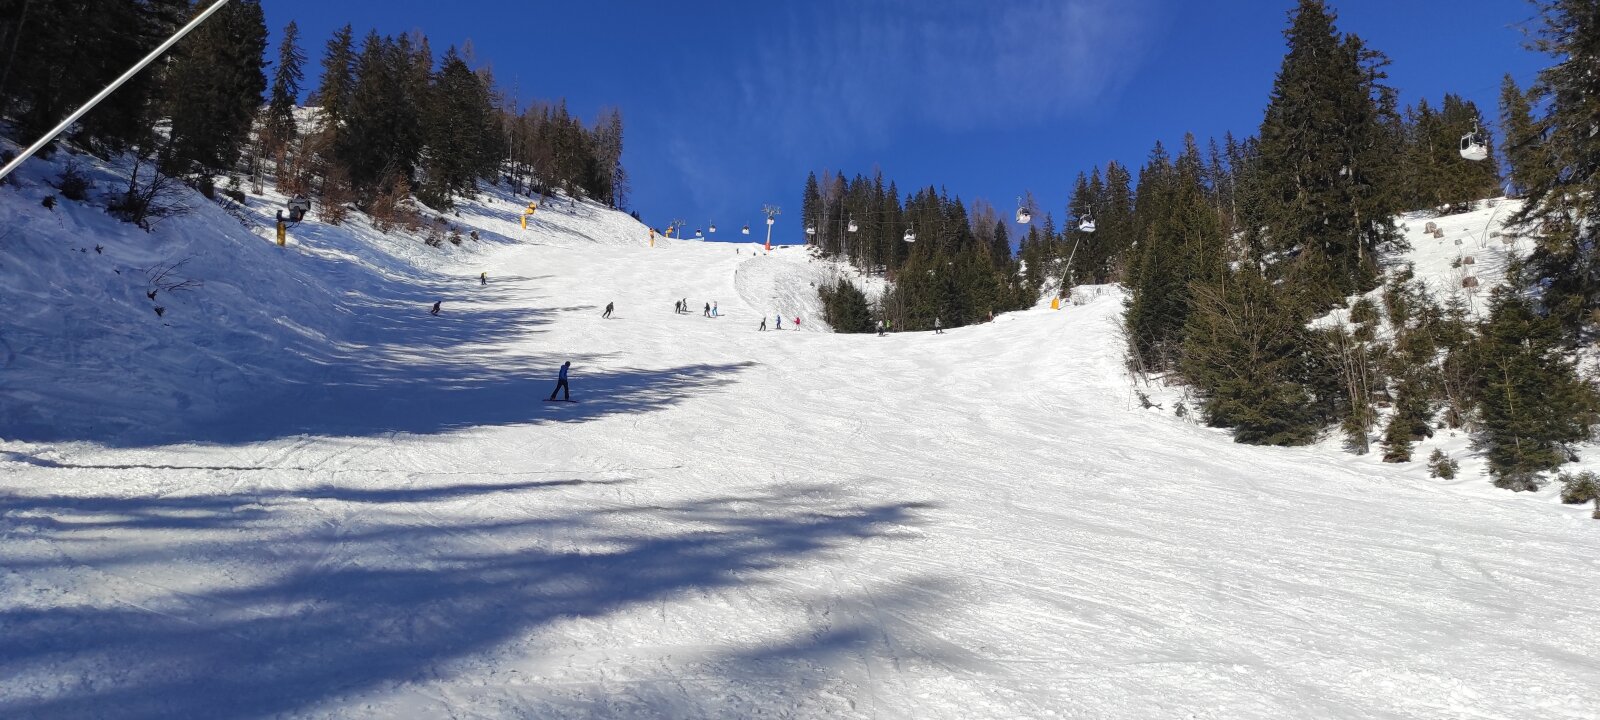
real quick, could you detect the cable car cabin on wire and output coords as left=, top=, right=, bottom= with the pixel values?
left=741, top=225, right=751, bottom=235
left=847, top=217, right=859, bottom=233
left=1079, top=213, right=1097, bottom=233
left=1015, top=196, right=1032, bottom=225
left=903, top=229, right=917, bottom=243
left=1460, top=123, right=1489, bottom=162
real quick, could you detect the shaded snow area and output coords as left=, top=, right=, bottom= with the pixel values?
left=2, top=152, right=1598, bottom=720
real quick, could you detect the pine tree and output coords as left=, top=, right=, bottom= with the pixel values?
left=418, top=47, right=493, bottom=209
left=1181, top=267, right=1331, bottom=445
left=339, top=32, right=424, bottom=197
left=1400, top=99, right=1447, bottom=210
left=1255, top=0, right=1400, bottom=305
left=593, top=107, right=626, bottom=208
left=3, top=2, right=157, bottom=150
left=1125, top=136, right=1222, bottom=371
left=1381, top=371, right=1432, bottom=462
left=161, top=0, right=268, bottom=181
left=1513, top=1, right=1600, bottom=337
left=1100, top=161, right=1136, bottom=281
left=0, top=1, right=190, bottom=154
left=820, top=279, right=873, bottom=332
left=263, top=20, right=305, bottom=160
left=314, top=24, right=356, bottom=127
left=990, top=219, right=1011, bottom=267
left=802, top=172, right=822, bottom=247
left=1499, top=74, right=1551, bottom=198
left=1468, top=283, right=1598, bottom=489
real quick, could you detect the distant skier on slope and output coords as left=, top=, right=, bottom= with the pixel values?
left=703, top=302, right=711, bottom=317
left=712, top=301, right=719, bottom=317
left=759, top=317, right=767, bottom=331
left=430, top=300, right=441, bottom=316
left=934, top=316, right=943, bottom=334
left=480, top=272, right=487, bottom=286
left=548, top=361, right=571, bottom=401
left=877, top=319, right=885, bottom=336
left=603, top=302, right=614, bottom=319
left=775, top=314, right=783, bottom=330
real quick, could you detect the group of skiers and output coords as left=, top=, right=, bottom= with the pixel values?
left=673, top=298, right=722, bottom=317
left=759, top=314, right=802, bottom=331
left=443, top=273, right=949, bottom=403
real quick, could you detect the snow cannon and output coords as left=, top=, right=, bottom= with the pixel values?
left=286, top=195, right=311, bottom=223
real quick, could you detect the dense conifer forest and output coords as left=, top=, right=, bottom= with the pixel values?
left=0, top=0, right=627, bottom=231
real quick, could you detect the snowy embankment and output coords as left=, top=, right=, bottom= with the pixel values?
left=0, top=142, right=648, bottom=444
left=2, top=159, right=1598, bottom=720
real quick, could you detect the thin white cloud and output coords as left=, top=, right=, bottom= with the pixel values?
left=741, top=0, right=1156, bottom=145
left=661, top=0, right=1158, bottom=219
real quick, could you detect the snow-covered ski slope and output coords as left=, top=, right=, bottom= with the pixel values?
left=1, top=153, right=1597, bottom=720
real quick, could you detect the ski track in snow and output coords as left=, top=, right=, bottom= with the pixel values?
left=1, top=159, right=1597, bottom=719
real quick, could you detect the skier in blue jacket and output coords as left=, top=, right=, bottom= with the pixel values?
left=549, top=361, right=571, bottom=401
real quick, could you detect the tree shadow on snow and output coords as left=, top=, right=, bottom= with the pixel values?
left=198, top=359, right=756, bottom=445
left=2, top=253, right=754, bottom=445
left=0, top=481, right=934, bottom=720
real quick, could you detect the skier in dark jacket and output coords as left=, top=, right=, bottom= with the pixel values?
left=430, top=300, right=441, bottom=316
left=603, top=302, right=614, bottom=319
left=703, top=302, right=710, bottom=317
left=549, top=361, right=571, bottom=401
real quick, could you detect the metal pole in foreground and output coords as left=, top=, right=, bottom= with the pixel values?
left=0, top=0, right=232, bottom=183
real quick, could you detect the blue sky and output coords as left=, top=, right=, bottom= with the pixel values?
left=263, top=0, right=1547, bottom=244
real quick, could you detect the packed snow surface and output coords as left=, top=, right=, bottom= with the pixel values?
left=1, top=162, right=1597, bottom=719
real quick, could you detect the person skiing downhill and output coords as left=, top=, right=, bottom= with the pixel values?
left=430, top=300, right=441, bottom=316
left=934, top=316, right=943, bottom=334
left=549, top=361, right=571, bottom=401
left=480, top=272, right=487, bottom=286
left=775, top=314, right=783, bottom=330
left=760, top=317, right=767, bottom=331
left=704, top=302, right=710, bottom=317
left=712, top=301, right=718, bottom=317
left=603, top=302, right=614, bottom=319
left=877, top=319, right=885, bottom=336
